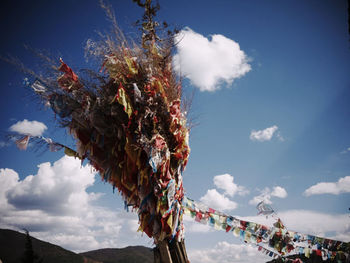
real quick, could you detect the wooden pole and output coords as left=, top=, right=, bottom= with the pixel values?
left=154, top=240, right=189, bottom=263
left=155, top=240, right=173, bottom=263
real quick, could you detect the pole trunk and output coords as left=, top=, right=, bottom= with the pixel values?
left=154, top=240, right=189, bottom=263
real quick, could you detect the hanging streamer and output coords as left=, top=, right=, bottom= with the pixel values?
left=182, top=197, right=350, bottom=262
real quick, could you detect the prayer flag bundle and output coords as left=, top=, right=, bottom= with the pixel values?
left=22, top=1, right=190, bottom=245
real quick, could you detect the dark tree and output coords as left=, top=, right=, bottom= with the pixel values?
left=22, top=229, right=43, bottom=263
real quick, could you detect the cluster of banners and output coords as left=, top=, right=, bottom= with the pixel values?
left=15, top=44, right=191, bottom=244
left=182, top=197, right=349, bottom=262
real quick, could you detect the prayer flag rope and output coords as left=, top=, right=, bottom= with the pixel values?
left=13, top=135, right=72, bottom=154
left=182, top=197, right=350, bottom=262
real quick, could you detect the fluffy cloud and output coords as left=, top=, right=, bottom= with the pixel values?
left=0, top=156, right=149, bottom=252
left=250, top=125, right=280, bottom=142
left=188, top=241, right=270, bottom=263
left=198, top=174, right=247, bottom=211
left=173, top=27, right=251, bottom=92
left=213, top=173, right=248, bottom=197
left=9, top=119, right=47, bottom=136
left=304, top=176, right=350, bottom=196
left=0, top=168, right=19, bottom=209
left=5, top=156, right=95, bottom=215
left=249, top=186, right=287, bottom=205
left=271, top=186, right=287, bottom=198
left=200, top=189, right=238, bottom=211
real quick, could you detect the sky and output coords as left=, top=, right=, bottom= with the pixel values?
left=0, top=1, right=349, bottom=262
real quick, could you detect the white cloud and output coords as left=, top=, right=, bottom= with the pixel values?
left=5, top=156, right=95, bottom=215
left=271, top=186, right=287, bottom=198
left=304, top=176, right=350, bottom=196
left=188, top=241, right=270, bottom=263
left=9, top=119, right=47, bottom=136
left=249, top=186, right=287, bottom=205
left=198, top=174, right=247, bottom=212
left=200, top=189, right=238, bottom=211
left=250, top=125, right=279, bottom=142
left=0, top=156, right=150, bottom=252
left=0, top=168, right=19, bottom=209
left=173, top=27, right=251, bottom=92
left=213, top=173, right=248, bottom=197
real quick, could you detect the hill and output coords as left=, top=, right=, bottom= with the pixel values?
left=0, top=228, right=153, bottom=263
left=0, top=228, right=100, bottom=263
left=80, top=246, right=154, bottom=263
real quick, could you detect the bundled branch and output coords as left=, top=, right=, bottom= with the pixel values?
left=16, top=0, right=190, bottom=245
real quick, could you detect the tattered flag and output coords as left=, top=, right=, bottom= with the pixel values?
left=256, top=201, right=274, bottom=216
left=31, top=80, right=47, bottom=94
left=15, top=135, right=30, bottom=150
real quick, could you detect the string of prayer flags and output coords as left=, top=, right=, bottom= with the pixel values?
left=13, top=135, right=73, bottom=156
left=182, top=197, right=350, bottom=262
left=257, top=245, right=279, bottom=259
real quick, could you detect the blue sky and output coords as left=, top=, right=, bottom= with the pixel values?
left=0, top=1, right=349, bottom=262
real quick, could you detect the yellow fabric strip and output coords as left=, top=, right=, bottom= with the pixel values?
left=117, top=86, right=133, bottom=118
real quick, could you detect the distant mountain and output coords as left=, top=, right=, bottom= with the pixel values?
left=80, top=246, right=154, bottom=263
left=0, top=228, right=153, bottom=263
left=0, top=228, right=100, bottom=263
